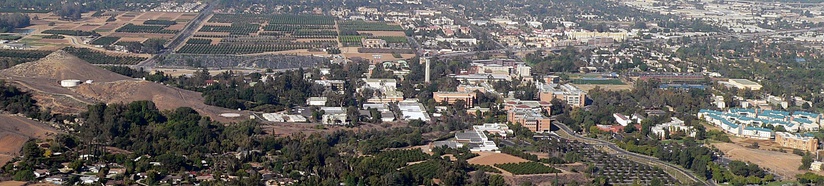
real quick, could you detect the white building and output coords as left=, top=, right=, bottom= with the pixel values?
left=650, top=117, right=696, bottom=140
left=727, top=79, right=762, bottom=90
left=321, top=107, right=348, bottom=125
left=613, top=113, right=631, bottom=126
left=306, top=97, right=328, bottom=106
left=398, top=99, right=430, bottom=122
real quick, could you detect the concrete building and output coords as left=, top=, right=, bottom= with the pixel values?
left=727, top=79, right=762, bottom=90
left=613, top=113, right=631, bottom=126
left=398, top=99, right=430, bottom=122
left=321, top=107, right=348, bottom=125
left=650, top=117, right=696, bottom=140
left=435, top=124, right=512, bottom=152
left=457, top=84, right=486, bottom=93
left=361, top=78, right=404, bottom=103
left=306, top=97, right=327, bottom=106
left=508, top=108, right=551, bottom=132
left=538, top=82, right=586, bottom=107
left=775, top=132, right=818, bottom=152
left=433, top=91, right=477, bottom=107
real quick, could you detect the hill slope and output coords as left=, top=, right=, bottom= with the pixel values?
left=2, top=50, right=130, bottom=82
left=0, top=50, right=245, bottom=122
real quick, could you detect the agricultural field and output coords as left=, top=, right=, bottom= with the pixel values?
left=62, top=47, right=146, bottom=65
left=538, top=135, right=678, bottom=185
left=13, top=11, right=195, bottom=54
left=178, top=14, right=411, bottom=57
left=180, top=14, right=340, bottom=54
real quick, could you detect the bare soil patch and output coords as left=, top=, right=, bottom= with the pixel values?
left=712, top=142, right=809, bottom=180
left=0, top=114, right=59, bottom=166
left=468, top=152, right=529, bottom=166
left=165, top=24, right=185, bottom=30
left=118, top=37, right=148, bottom=42
left=0, top=181, right=26, bottom=186
left=74, top=24, right=100, bottom=31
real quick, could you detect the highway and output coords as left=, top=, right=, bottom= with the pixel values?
left=134, top=4, right=214, bottom=69
left=552, top=121, right=712, bottom=186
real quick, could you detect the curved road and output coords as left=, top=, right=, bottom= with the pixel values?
left=552, top=121, right=712, bottom=185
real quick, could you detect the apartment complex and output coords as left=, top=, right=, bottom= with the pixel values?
left=775, top=132, right=819, bottom=152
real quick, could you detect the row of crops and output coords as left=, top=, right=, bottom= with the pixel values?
left=143, top=19, right=177, bottom=26
left=494, top=162, right=561, bottom=175
left=207, top=14, right=335, bottom=25
left=62, top=47, right=146, bottom=65
left=176, top=43, right=330, bottom=54
left=263, top=24, right=335, bottom=32
left=116, top=23, right=177, bottom=34
left=186, top=38, right=212, bottom=44
left=41, top=30, right=99, bottom=36
left=339, top=20, right=404, bottom=31
left=199, top=24, right=260, bottom=35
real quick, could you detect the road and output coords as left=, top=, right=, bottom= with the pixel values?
left=134, top=4, right=214, bottom=69
left=552, top=121, right=712, bottom=185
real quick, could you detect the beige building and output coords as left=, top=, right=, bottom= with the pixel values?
left=433, top=91, right=477, bottom=108
left=727, top=79, right=762, bottom=90
left=507, top=108, right=552, bottom=132
left=538, top=83, right=586, bottom=107
left=775, top=132, right=818, bottom=152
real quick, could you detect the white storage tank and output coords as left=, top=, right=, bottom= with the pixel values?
left=60, top=79, right=82, bottom=88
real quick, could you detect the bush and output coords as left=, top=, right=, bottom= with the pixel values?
left=494, top=162, right=560, bottom=175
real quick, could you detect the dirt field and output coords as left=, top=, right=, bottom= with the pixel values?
left=468, top=152, right=530, bottom=166
left=712, top=142, right=807, bottom=180
left=0, top=181, right=26, bottom=186
left=0, top=114, right=59, bottom=166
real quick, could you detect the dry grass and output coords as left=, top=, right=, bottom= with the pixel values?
left=0, top=114, right=59, bottom=166
left=74, top=24, right=100, bottom=31
left=0, top=181, right=26, bottom=186
left=118, top=37, right=149, bottom=42
left=1, top=51, right=246, bottom=123
left=468, top=152, right=530, bottom=166
left=712, top=142, right=807, bottom=180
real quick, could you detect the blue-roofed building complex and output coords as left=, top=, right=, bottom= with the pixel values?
left=699, top=108, right=823, bottom=140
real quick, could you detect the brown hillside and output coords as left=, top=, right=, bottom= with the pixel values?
left=73, top=81, right=242, bottom=122
left=0, top=51, right=245, bottom=122
left=1, top=50, right=129, bottom=82
left=0, top=114, right=58, bottom=166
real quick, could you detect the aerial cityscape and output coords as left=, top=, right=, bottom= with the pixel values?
left=2, top=0, right=824, bottom=185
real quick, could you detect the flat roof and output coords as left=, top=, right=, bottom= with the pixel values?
left=729, top=79, right=760, bottom=86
